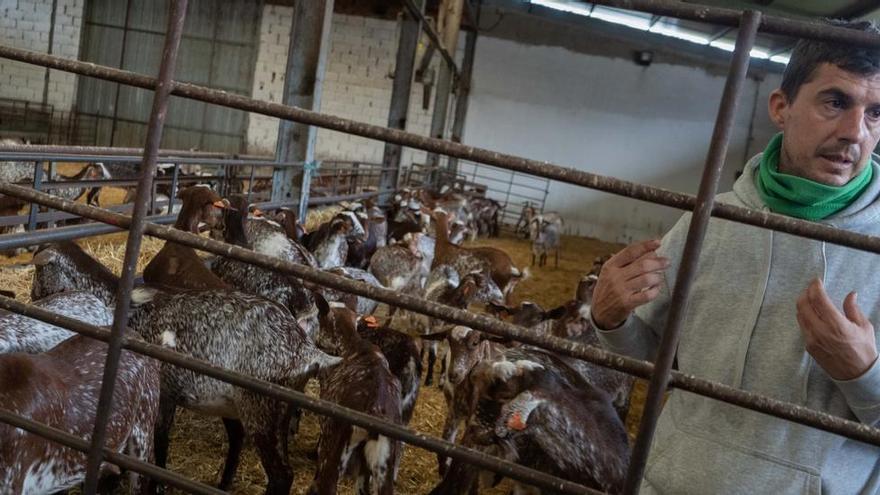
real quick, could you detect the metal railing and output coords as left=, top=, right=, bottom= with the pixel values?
left=0, top=1, right=879, bottom=494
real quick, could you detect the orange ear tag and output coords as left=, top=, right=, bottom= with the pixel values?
left=507, top=411, right=527, bottom=431
left=212, top=200, right=227, bottom=209
left=363, top=316, right=379, bottom=328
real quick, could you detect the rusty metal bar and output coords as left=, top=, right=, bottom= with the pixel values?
left=6, top=43, right=880, bottom=256
left=82, top=1, right=188, bottom=491
left=624, top=10, right=761, bottom=494
left=402, top=0, right=460, bottom=78
left=6, top=183, right=880, bottom=451
left=0, top=409, right=226, bottom=495
left=0, top=296, right=599, bottom=495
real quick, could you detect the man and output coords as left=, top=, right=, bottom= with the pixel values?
left=592, top=20, right=880, bottom=494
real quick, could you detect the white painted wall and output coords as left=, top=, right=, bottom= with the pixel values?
left=0, top=0, right=84, bottom=109
left=463, top=35, right=783, bottom=243
left=248, top=8, right=455, bottom=168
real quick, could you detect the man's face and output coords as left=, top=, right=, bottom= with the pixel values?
left=769, top=63, right=880, bottom=186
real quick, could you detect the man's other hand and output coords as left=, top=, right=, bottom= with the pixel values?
left=797, top=278, right=878, bottom=381
left=591, top=239, right=669, bottom=330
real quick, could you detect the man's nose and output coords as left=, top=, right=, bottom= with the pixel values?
left=837, top=108, right=869, bottom=144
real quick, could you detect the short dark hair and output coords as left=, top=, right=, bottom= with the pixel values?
left=780, top=20, right=880, bottom=101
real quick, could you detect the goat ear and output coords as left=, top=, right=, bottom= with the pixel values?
left=544, top=305, right=568, bottom=320
left=314, top=292, right=330, bottom=317
left=31, top=249, right=54, bottom=266
left=421, top=330, right=449, bottom=341
left=481, top=333, right=511, bottom=344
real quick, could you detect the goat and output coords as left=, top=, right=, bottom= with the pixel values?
left=31, top=241, right=120, bottom=307
left=273, top=208, right=307, bottom=243
left=47, top=163, right=110, bottom=205
left=357, top=317, right=422, bottom=426
left=245, top=212, right=318, bottom=268
left=143, top=185, right=229, bottom=291
left=369, top=235, right=423, bottom=293
left=488, top=274, right=633, bottom=421
left=529, top=214, right=563, bottom=268
left=320, top=266, right=384, bottom=315
left=0, top=333, right=160, bottom=495
left=128, top=286, right=340, bottom=494
left=514, top=202, right=537, bottom=239
left=0, top=291, right=112, bottom=354
left=430, top=209, right=526, bottom=302
left=209, top=198, right=320, bottom=338
left=0, top=138, right=39, bottom=183
left=467, top=197, right=501, bottom=238
left=307, top=212, right=366, bottom=269
left=425, top=325, right=509, bottom=475
left=309, top=297, right=401, bottom=495
left=390, top=266, right=504, bottom=387
left=433, top=350, right=630, bottom=494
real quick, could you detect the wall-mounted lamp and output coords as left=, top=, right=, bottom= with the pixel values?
left=634, top=50, right=653, bottom=67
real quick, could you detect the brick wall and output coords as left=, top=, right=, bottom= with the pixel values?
left=0, top=0, right=84, bottom=110
left=247, top=7, right=456, bottom=167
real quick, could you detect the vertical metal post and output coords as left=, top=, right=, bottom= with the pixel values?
left=41, top=0, right=58, bottom=106
left=82, top=1, right=189, bottom=492
left=247, top=163, right=256, bottom=203
left=379, top=0, right=425, bottom=205
left=272, top=0, right=334, bottom=222
left=622, top=11, right=761, bottom=494
left=109, top=0, right=134, bottom=147
left=27, top=162, right=44, bottom=231
left=169, top=162, right=180, bottom=214
left=447, top=28, right=477, bottom=176
left=425, top=0, right=465, bottom=183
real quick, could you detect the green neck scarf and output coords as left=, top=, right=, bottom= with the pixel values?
left=755, top=133, right=874, bottom=221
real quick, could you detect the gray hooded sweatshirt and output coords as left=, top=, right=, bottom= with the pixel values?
left=597, top=154, right=880, bottom=494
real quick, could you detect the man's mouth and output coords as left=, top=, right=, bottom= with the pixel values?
left=819, top=153, right=855, bottom=167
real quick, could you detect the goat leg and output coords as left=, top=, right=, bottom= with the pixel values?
left=425, top=344, right=436, bottom=386
left=238, top=392, right=294, bottom=495
left=218, top=418, right=245, bottom=490
left=150, top=393, right=178, bottom=494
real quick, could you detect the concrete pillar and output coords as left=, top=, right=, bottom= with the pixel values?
left=447, top=29, right=477, bottom=176
left=272, top=0, right=334, bottom=221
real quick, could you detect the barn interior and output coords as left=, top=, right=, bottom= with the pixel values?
left=0, top=1, right=879, bottom=494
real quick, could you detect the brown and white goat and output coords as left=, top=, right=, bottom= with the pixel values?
left=0, top=291, right=112, bottom=354
left=309, top=297, right=401, bottom=495
left=0, top=333, right=160, bottom=494
left=432, top=350, right=630, bottom=494
left=430, top=209, right=525, bottom=302
left=0, top=194, right=27, bottom=256
left=128, top=286, right=340, bottom=494
left=357, top=317, right=422, bottom=426
left=209, top=198, right=321, bottom=338
left=143, top=185, right=229, bottom=291
left=31, top=241, right=120, bottom=307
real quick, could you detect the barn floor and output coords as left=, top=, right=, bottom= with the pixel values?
left=0, top=184, right=650, bottom=493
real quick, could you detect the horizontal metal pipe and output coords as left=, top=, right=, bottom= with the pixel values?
left=18, top=49, right=852, bottom=259
left=585, top=0, right=880, bottom=47
left=0, top=151, right=302, bottom=167
left=0, top=200, right=171, bottom=228
left=4, top=182, right=880, bottom=451
left=0, top=143, right=269, bottom=160
left=37, top=176, right=223, bottom=189
left=0, top=214, right=177, bottom=252
left=0, top=409, right=226, bottom=495
left=0, top=191, right=380, bottom=250
left=0, top=296, right=598, bottom=495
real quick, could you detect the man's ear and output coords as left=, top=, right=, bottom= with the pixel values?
left=768, top=89, right=789, bottom=130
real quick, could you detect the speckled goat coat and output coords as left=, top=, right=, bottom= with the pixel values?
left=30, top=242, right=120, bottom=307
left=245, top=216, right=318, bottom=268
left=435, top=349, right=630, bottom=494
left=128, top=288, right=340, bottom=495
left=210, top=205, right=319, bottom=337
left=0, top=333, right=160, bottom=495
left=320, top=266, right=383, bottom=315
left=309, top=305, right=401, bottom=495
left=0, top=291, right=113, bottom=354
